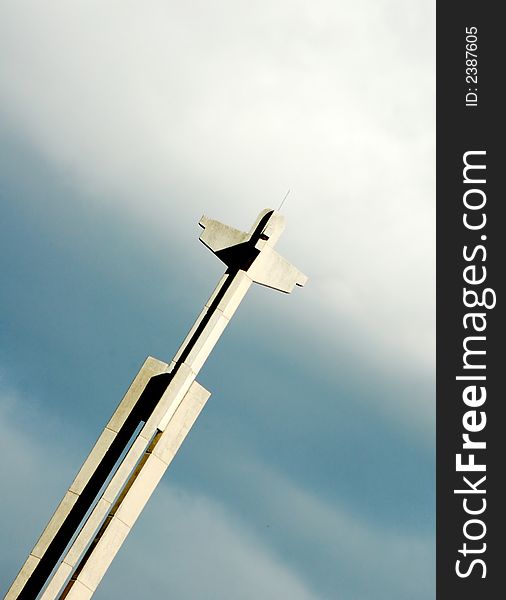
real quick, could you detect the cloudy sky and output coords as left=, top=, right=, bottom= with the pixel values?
left=1, top=1, right=434, bottom=598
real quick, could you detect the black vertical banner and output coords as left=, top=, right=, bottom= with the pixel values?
left=437, top=3, right=503, bottom=599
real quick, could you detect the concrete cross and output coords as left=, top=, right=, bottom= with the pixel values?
left=7, top=208, right=307, bottom=600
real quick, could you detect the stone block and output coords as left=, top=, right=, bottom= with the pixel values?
left=63, top=497, right=112, bottom=568
left=4, top=554, right=39, bottom=599
left=64, top=579, right=94, bottom=600
left=113, top=454, right=168, bottom=528
left=39, top=560, right=72, bottom=600
left=182, top=310, right=229, bottom=374
left=142, top=362, right=195, bottom=434
left=102, top=436, right=147, bottom=504
left=107, top=356, right=168, bottom=433
left=76, top=517, right=130, bottom=592
left=69, top=428, right=116, bottom=495
left=154, top=381, right=210, bottom=465
left=32, top=490, right=79, bottom=558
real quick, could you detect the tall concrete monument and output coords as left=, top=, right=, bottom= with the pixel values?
left=6, top=208, right=307, bottom=600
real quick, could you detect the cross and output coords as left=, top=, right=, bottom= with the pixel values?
left=7, top=208, right=307, bottom=600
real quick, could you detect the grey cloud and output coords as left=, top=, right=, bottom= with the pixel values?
left=0, top=386, right=432, bottom=600
left=0, top=387, right=319, bottom=600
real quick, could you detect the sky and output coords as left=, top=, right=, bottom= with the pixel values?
left=0, top=1, right=435, bottom=599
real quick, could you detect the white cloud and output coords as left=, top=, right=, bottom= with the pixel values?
left=0, top=0, right=435, bottom=375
